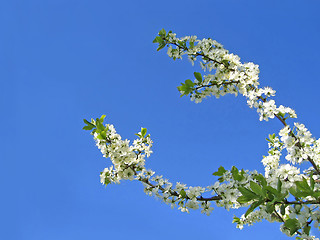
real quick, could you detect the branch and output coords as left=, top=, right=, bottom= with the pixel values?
left=167, top=39, right=320, bottom=175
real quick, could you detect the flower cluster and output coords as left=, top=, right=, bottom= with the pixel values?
left=84, top=29, right=320, bottom=239
left=94, top=123, right=153, bottom=184
left=158, top=29, right=297, bottom=123
left=87, top=117, right=217, bottom=215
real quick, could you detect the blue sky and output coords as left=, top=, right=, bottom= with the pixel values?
left=1, top=1, right=320, bottom=239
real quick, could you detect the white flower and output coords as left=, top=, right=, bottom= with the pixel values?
left=123, top=168, right=135, bottom=180
left=186, top=200, right=199, bottom=210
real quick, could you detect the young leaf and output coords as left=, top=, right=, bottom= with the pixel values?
left=100, top=131, right=107, bottom=139
left=83, top=118, right=95, bottom=130
left=83, top=125, right=95, bottom=130
left=141, top=128, right=147, bottom=137
left=153, top=36, right=163, bottom=43
left=184, top=79, right=195, bottom=88
left=100, top=115, right=106, bottom=123
left=96, top=119, right=105, bottom=131
left=97, top=134, right=104, bottom=140
left=180, top=189, right=186, bottom=198
left=157, top=43, right=166, bottom=51
left=135, top=133, right=141, bottom=138
left=232, top=216, right=241, bottom=224
left=213, top=166, right=227, bottom=176
left=231, top=166, right=244, bottom=181
left=159, top=28, right=166, bottom=37
left=83, top=119, right=92, bottom=125
left=177, top=79, right=195, bottom=96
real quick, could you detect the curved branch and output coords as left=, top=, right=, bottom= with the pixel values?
left=167, top=39, right=320, bottom=175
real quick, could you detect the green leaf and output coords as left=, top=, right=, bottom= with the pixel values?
left=232, top=216, right=241, bottom=224
left=245, top=199, right=263, bottom=217
left=310, top=174, right=315, bottom=191
left=177, top=40, right=186, bottom=48
left=83, top=118, right=95, bottom=130
left=221, top=59, right=229, bottom=66
left=231, top=165, right=238, bottom=173
left=180, top=189, right=186, bottom=198
left=141, top=128, right=147, bottom=137
left=284, top=218, right=300, bottom=236
left=266, top=202, right=275, bottom=213
left=267, top=191, right=275, bottom=201
left=231, top=166, right=244, bottom=181
left=277, top=178, right=282, bottom=193
left=83, top=119, right=92, bottom=125
left=185, top=79, right=195, bottom=87
left=100, top=115, right=106, bottom=123
left=265, top=186, right=278, bottom=197
left=100, top=131, right=106, bottom=139
left=152, top=36, right=163, bottom=43
left=157, top=43, right=166, bottom=51
left=96, top=134, right=104, bottom=140
left=237, top=195, right=251, bottom=204
left=250, top=181, right=265, bottom=197
left=213, top=166, right=227, bottom=176
left=153, top=30, right=167, bottom=51
left=177, top=79, right=195, bottom=96
left=101, top=172, right=111, bottom=186
left=104, top=178, right=111, bottom=186
left=292, top=179, right=318, bottom=198
left=177, top=85, right=185, bottom=96
left=218, top=177, right=224, bottom=183
left=193, top=72, right=202, bottom=82
left=310, top=190, right=320, bottom=198
left=238, top=186, right=259, bottom=201
left=83, top=125, right=95, bottom=130
left=280, top=204, right=286, bottom=215
left=254, top=174, right=267, bottom=187
left=159, top=28, right=166, bottom=37
left=96, top=119, right=105, bottom=132
left=289, top=187, right=298, bottom=197
left=303, top=225, right=311, bottom=235
left=296, top=177, right=311, bottom=191
left=293, top=191, right=310, bottom=198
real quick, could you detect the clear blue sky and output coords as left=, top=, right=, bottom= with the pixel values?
left=1, top=1, right=320, bottom=239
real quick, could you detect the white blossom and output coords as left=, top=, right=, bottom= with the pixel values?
left=86, top=30, right=320, bottom=239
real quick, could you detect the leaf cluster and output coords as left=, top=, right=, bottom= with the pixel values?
left=83, top=115, right=107, bottom=140
left=152, top=28, right=169, bottom=51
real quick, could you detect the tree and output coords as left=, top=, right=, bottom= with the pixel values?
left=84, top=29, right=320, bottom=239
